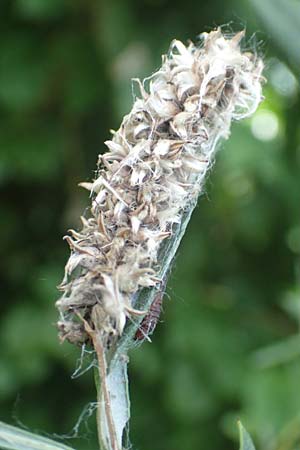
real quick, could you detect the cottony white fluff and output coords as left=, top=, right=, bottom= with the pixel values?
left=56, top=28, right=264, bottom=346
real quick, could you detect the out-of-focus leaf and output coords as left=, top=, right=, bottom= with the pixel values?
left=241, top=365, right=300, bottom=441
left=0, top=34, right=49, bottom=111
left=251, top=334, right=300, bottom=369
left=0, top=421, right=74, bottom=450
left=0, top=121, right=64, bottom=181
left=14, top=0, right=68, bottom=20
left=249, top=0, right=300, bottom=76
left=238, top=422, right=256, bottom=450
left=48, top=33, right=105, bottom=116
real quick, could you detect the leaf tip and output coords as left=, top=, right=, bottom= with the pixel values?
left=238, top=420, right=256, bottom=450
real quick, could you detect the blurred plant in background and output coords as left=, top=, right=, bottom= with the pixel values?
left=0, top=1, right=299, bottom=450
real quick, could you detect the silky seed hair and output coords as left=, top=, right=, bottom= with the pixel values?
left=56, top=28, right=264, bottom=346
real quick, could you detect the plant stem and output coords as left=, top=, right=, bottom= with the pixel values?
left=93, top=191, right=201, bottom=450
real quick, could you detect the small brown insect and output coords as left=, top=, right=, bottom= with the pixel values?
left=134, top=283, right=166, bottom=341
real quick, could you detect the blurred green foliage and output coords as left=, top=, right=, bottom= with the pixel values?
left=0, top=1, right=300, bottom=450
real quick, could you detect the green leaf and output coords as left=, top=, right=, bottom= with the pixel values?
left=238, top=421, right=256, bottom=450
left=0, top=33, right=49, bottom=111
left=249, top=0, right=300, bottom=76
left=0, top=421, right=75, bottom=450
left=14, top=0, right=68, bottom=20
left=251, top=334, right=300, bottom=369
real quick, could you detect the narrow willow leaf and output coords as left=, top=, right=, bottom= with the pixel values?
left=238, top=421, right=256, bottom=450
left=250, top=0, right=300, bottom=76
left=0, top=421, right=75, bottom=450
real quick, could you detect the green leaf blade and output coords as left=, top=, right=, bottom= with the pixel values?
left=238, top=421, right=256, bottom=450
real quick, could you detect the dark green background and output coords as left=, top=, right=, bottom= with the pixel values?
left=1, top=1, right=300, bottom=449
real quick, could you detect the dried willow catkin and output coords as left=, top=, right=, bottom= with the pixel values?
left=56, top=29, right=264, bottom=347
